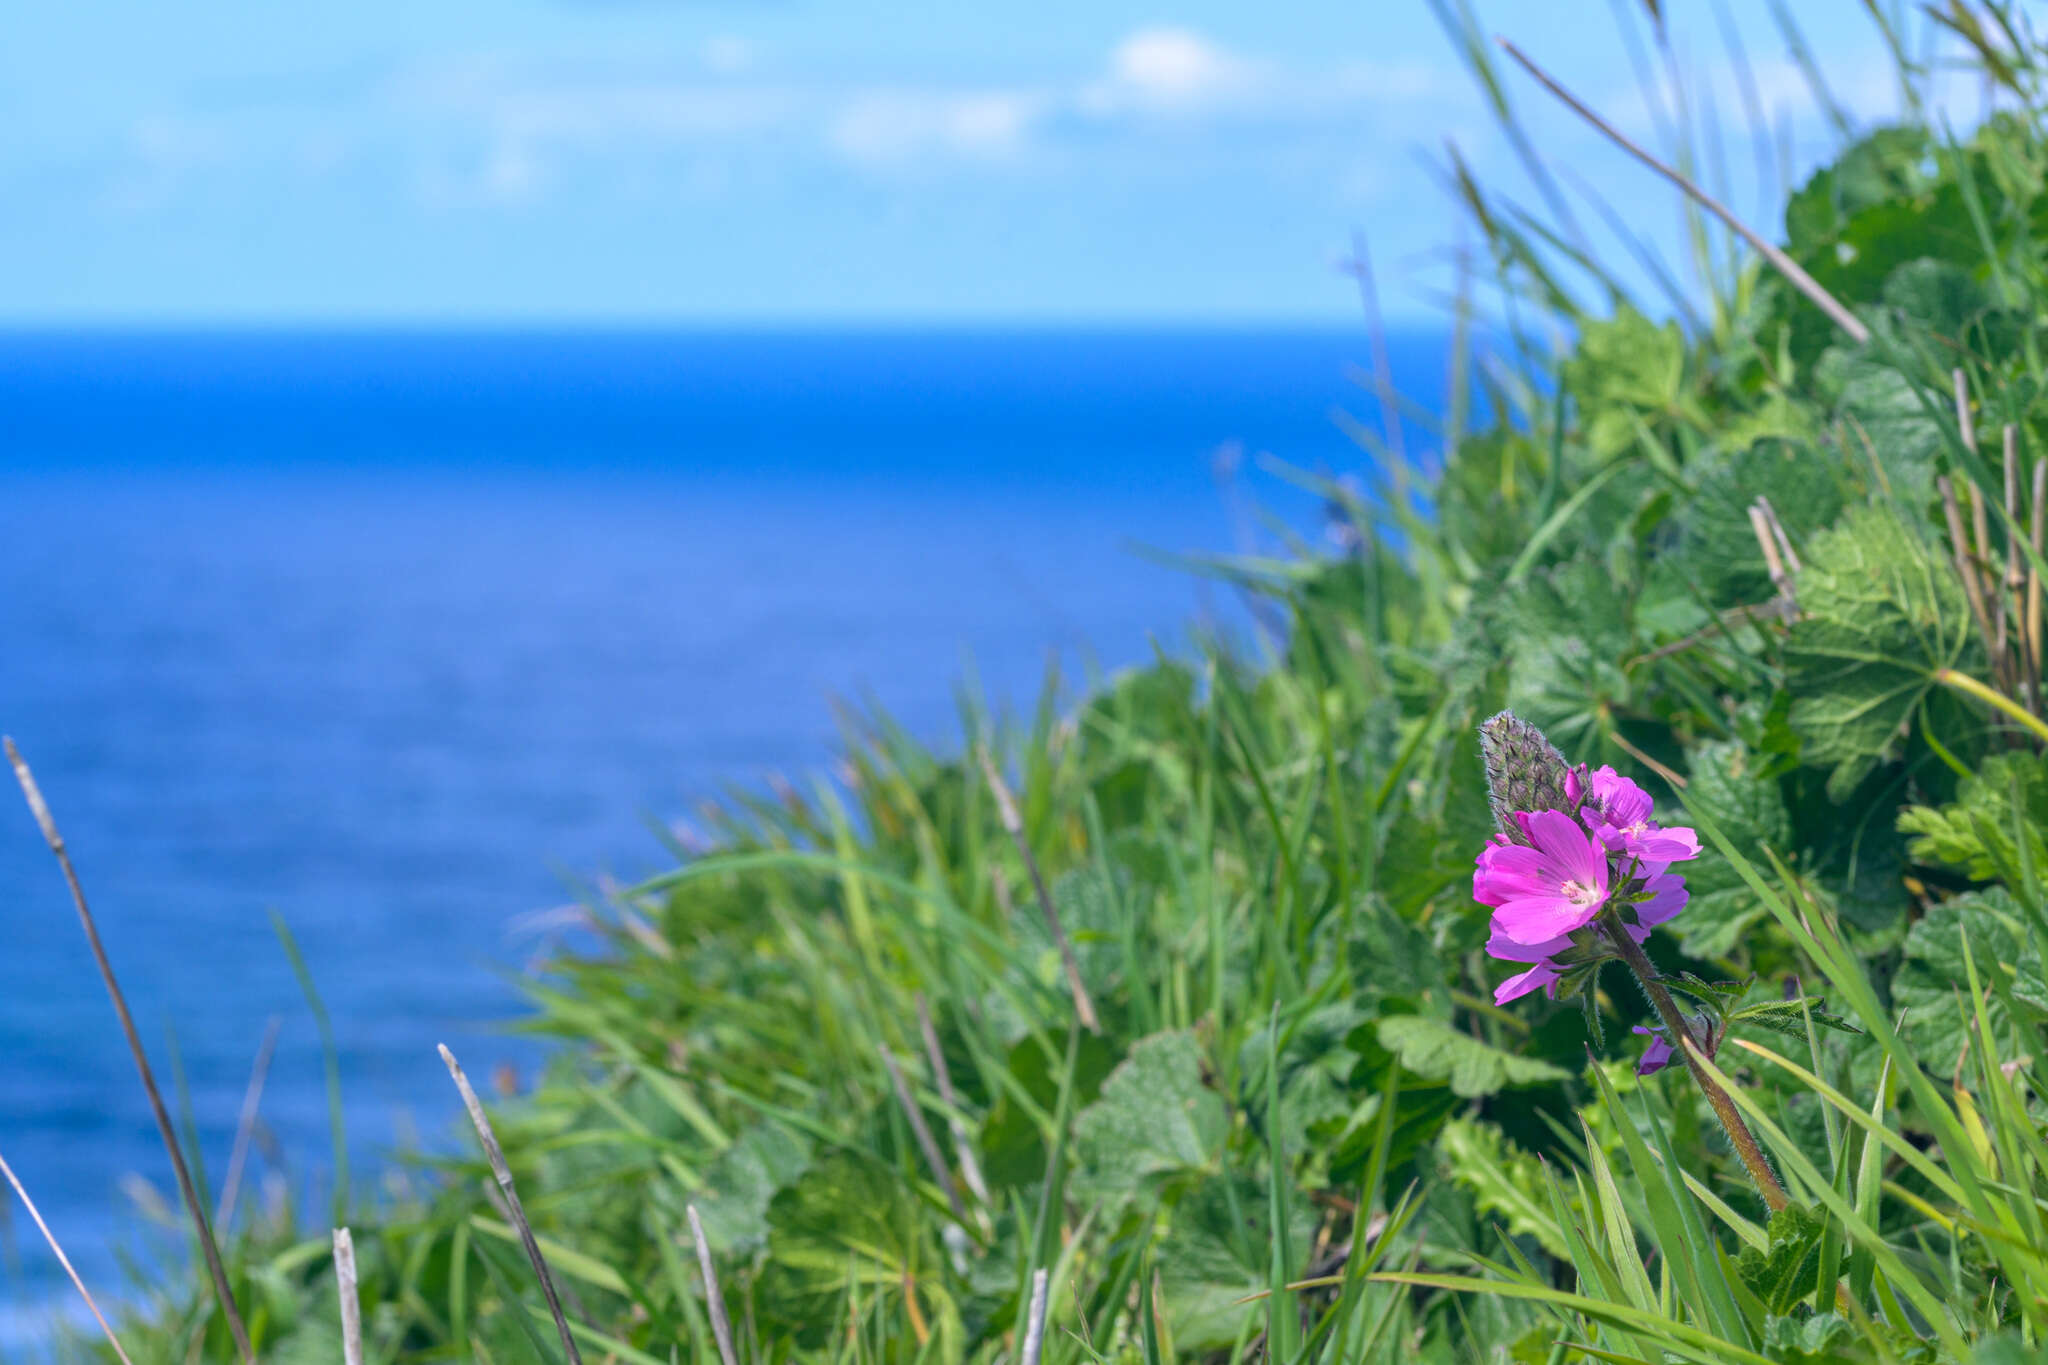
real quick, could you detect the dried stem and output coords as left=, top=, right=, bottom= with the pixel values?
left=878, top=1044, right=965, bottom=1222
left=1942, top=475, right=1999, bottom=650
left=2007, top=429, right=2023, bottom=663
left=438, top=1044, right=583, bottom=1365
left=0, top=1146, right=136, bottom=1365
left=1497, top=38, right=1870, bottom=345
left=1749, top=504, right=1794, bottom=600
left=1755, top=495, right=1802, bottom=575
left=2029, top=453, right=2045, bottom=707
left=916, top=994, right=991, bottom=1206
left=4, top=738, right=256, bottom=1365
left=333, top=1228, right=365, bottom=1365
left=686, top=1204, right=740, bottom=1365
left=1020, top=1268, right=1051, bottom=1365
left=977, top=750, right=1099, bottom=1033
left=1604, top=919, right=1790, bottom=1213
left=217, top=1015, right=282, bottom=1231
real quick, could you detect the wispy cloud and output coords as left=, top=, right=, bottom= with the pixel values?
left=69, top=24, right=1470, bottom=210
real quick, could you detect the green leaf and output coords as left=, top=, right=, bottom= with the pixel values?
left=1783, top=506, right=1977, bottom=800
left=1675, top=740, right=1792, bottom=956
left=1071, top=1030, right=1226, bottom=1195
left=1374, top=1015, right=1568, bottom=1098
left=1156, top=1174, right=1318, bottom=1353
left=684, top=1120, right=813, bottom=1257
left=1728, top=998, right=1864, bottom=1040
left=1437, top=1118, right=1568, bottom=1256
left=1899, top=750, right=2048, bottom=884
left=755, top=1152, right=927, bottom=1346
left=1562, top=305, right=1685, bottom=458
left=1734, top=1202, right=1827, bottom=1315
left=1893, top=887, right=2048, bottom=1073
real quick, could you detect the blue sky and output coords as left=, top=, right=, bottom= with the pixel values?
left=0, top=2, right=1953, bottom=323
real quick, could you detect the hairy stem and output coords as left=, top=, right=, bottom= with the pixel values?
left=1605, top=918, right=1790, bottom=1213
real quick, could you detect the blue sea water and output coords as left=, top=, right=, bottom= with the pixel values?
left=0, top=327, right=1445, bottom=1347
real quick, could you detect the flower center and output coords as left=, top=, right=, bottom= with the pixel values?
left=1561, top=878, right=1601, bottom=906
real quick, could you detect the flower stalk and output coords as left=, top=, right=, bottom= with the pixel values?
left=1472, top=710, right=1791, bottom=1214
left=1602, top=917, right=1790, bottom=1213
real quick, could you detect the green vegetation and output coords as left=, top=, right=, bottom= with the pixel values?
left=37, top=3, right=2048, bottom=1362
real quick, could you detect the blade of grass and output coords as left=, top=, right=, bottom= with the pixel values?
left=440, top=1043, right=584, bottom=1365
left=5, top=738, right=256, bottom=1365
left=0, top=1145, right=137, bottom=1365
left=687, top=1204, right=741, bottom=1365
left=334, top=1228, right=366, bottom=1365
left=1496, top=39, right=1871, bottom=344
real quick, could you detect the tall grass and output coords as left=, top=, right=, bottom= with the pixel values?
left=11, top=3, right=2048, bottom=1363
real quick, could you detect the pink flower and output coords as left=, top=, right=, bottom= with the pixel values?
left=1474, top=809, right=1611, bottom=944
left=1633, top=867, right=1689, bottom=929
left=1487, top=927, right=1570, bottom=1004
left=1579, top=766, right=1700, bottom=864
left=1486, top=903, right=1670, bottom=1006
left=1632, top=1025, right=1677, bottom=1075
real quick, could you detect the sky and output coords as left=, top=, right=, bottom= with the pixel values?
left=0, top=1, right=1966, bottom=324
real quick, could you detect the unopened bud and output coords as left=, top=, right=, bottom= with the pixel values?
left=1478, top=710, right=1576, bottom=844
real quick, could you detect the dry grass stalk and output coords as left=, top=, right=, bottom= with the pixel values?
left=1755, top=495, right=1802, bottom=574
left=4, top=737, right=256, bottom=1365
left=0, top=1146, right=136, bottom=1365
left=1496, top=39, right=1870, bottom=345
left=878, top=1044, right=965, bottom=1221
left=1608, top=730, right=1688, bottom=790
left=1019, top=1268, right=1051, bottom=1365
left=687, top=1204, right=740, bottom=1365
left=1957, top=372, right=1998, bottom=635
left=438, top=1044, right=584, bottom=1365
left=333, top=1228, right=365, bottom=1365
left=1998, top=424, right=2021, bottom=668
left=2030, top=454, right=2045, bottom=706
left=1749, top=504, right=1793, bottom=600
left=1941, top=476, right=1999, bottom=651
left=216, top=1014, right=282, bottom=1231
left=916, top=994, right=991, bottom=1207
left=976, top=750, right=1100, bottom=1033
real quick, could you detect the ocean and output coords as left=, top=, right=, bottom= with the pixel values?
left=0, top=326, right=1446, bottom=1347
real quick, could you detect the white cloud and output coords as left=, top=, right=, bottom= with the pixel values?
left=829, top=90, right=1045, bottom=165
left=80, top=26, right=1468, bottom=209
left=1092, top=27, right=1262, bottom=111
left=702, top=36, right=755, bottom=76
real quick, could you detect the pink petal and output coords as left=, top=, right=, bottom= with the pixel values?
left=1491, top=892, right=1602, bottom=944
left=1635, top=872, right=1688, bottom=928
left=1486, top=924, right=1571, bottom=963
left=1589, top=766, right=1653, bottom=827
left=1632, top=826, right=1700, bottom=862
left=1494, top=962, right=1558, bottom=1005
left=1524, top=809, right=1608, bottom=892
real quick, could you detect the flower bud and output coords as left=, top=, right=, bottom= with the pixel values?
left=1477, top=710, right=1576, bottom=843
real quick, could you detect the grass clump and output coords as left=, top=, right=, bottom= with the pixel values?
left=20, top=3, right=2048, bottom=1362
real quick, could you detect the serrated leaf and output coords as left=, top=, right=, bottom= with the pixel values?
left=755, top=1152, right=928, bottom=1344
left=1729, top=998, right=1864, bottom=1040
left=1735, top=1202, right=1828, bottom=1314
left=1784, top=506, right=1977, bottom=800
left=1072, top=1030, right=1226, bottom=1195
left=685, top=1119, right=814, bottom=1256
left=1893, top=887, right=2048, bottom=1073
left=1899, top=750, right=2048, bottom=885
left=1376, top=1015, right=1569, bottom=1098
left=1437, top=1119, right=1568, bottom=1256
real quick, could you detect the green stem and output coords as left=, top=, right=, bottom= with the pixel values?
left=1605, top=919, right=1790, bottom=1214
left=1935, top=667, right=2048, bottom=745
